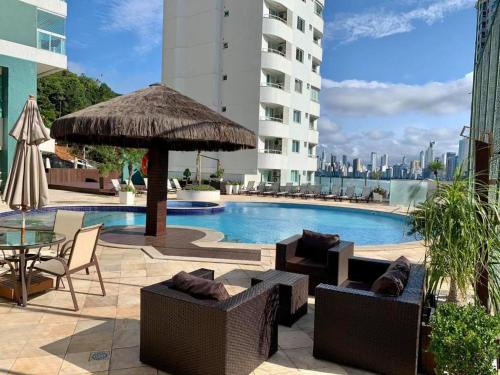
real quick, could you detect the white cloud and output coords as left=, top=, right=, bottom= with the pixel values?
left=327, top=0, right=475, bottom=43
left=68, top=61, right=86, bottom=75
left=321, top=73, right=473, bottom=117
left=102, top=0, right=163, bottom=54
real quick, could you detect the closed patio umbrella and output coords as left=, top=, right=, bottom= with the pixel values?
left=3, top=96, right=50, bottom=227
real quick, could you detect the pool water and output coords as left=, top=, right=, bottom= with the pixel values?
left=0, top=203, right=413, bottom=245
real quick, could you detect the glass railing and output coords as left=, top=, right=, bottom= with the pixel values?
left=260, top=149, right=283, bottom=155
left=262, top=48, right=286, bottom=57
left=264, top=14, right=288, bottom=24
left=37, top=31, right=66, bottom=55
left=261, top=116, right=284, bottom=123
left=261, top=82, right=285, bottom=90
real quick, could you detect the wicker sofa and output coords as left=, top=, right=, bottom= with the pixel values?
left=313, top=257, right=426, bottom=375
left=276, top=234, right=354, bottom=294
left=140, top=269, right=280, bottom=375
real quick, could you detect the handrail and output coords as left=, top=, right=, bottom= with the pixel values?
left=261, top=82, right=284, bottom=90
left=262, top=48, right=286, bottom=57
left=263, top=14, right=288, bottom=24
left=261, top=116, right=284, bottom=123
left=260, top=149, right=283, bottom=155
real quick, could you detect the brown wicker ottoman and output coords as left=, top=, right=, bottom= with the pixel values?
left=251, top=270, right=308, bottom=327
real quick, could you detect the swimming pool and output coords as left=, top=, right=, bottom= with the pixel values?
left=0, top=202, right=413, bottom=245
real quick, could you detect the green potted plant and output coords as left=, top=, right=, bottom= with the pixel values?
left=183, top=168, right=192, bottom=184
left=216, top=167, right=224, bottom=181
left=119, top=149, right=145, bottom=205
left=429, top=303, right=500, bottom=375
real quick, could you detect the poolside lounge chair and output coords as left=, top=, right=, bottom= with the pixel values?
left=290, top=183, right=310, bottom=198
left=28, top=224, right=105, bottom=311
left=167, top=179, right=177, bottom=193
left=140, top=268, right=279, bottom=375
left=303, top=185, right=321, bottom=199
left=172, top=178, right=183, bottom=191
left=275, top=183, right=293, bottom=197
left=111, top=179, right=121, bottom=195
left=355, top=186, right=372, bottom=203
left=240, top=181, right=255, bottom=194
left=248, top=182, right=265, bottom=195
left=262, top=182, right=279, bottom=196
left=323, top=185, right=340, bottom=201
left=338, top=186, right=355, bottom=201
left=313, top=257, right=425, bottom=375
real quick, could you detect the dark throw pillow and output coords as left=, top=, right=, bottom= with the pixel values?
left=172, top=271, right=230, bottom=301
left=371, top=256, right=411, bottom=296
left=296, top=230, right=340, bottom=263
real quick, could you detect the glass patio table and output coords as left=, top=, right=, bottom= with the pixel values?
left=0, top=229, right=65, bottom=306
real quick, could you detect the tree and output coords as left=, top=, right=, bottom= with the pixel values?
left=429, top=160, right=444, bottom=180
left=121, top=149, right=146, bottom=186
left=37, top=70, right=119, bottom=126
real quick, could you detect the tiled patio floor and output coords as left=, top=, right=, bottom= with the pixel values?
left=0, top=244, right=379, bottom=375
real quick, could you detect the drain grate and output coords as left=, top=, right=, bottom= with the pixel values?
left=89, top=351, right=110, bottom=361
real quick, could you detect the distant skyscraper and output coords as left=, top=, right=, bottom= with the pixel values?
left=446, top=153, right=458, bottom=180
left=402, top=155, right=407, bottom=166
left=419, top=151, right=425, bottom=170
left=370, top=152, right=378, bottom=172
left=342, top=154, right=347, bottom=166
left=353, top=158, right=362, bottom=176
left=425, top=142, right=435, bottom=168
left=381, top=154, right=388, bottom=168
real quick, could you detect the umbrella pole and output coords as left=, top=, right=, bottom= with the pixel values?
left=145, top=146, right=169, bottom=237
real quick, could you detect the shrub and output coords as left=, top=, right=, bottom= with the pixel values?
left=120, top=184, right=136, bottom=193
left=185, top=184, right=216, bottom=191
left=430, top=303, right=500, bottom=375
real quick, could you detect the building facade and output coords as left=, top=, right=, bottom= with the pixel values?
left=0, top=0, right=67, bottom=176
left=476, top=0, right=500, bottom=60
left=162, top=0, right=323, bottom=184
left=470, top=0, right=500, bottom=201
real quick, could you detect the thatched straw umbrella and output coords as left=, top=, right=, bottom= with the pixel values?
left=51, top=84, right=256, bottom=236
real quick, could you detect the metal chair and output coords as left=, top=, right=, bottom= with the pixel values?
left=28, top=224, right=105, bottom=311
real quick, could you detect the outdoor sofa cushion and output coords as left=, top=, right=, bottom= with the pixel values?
left=296, top=230, right=340, bottom=262
left=172, top=271, right=230, bottom=301
left=371, top=256, right=411, bottom=296
left=285, top=256, right=329, bottom=278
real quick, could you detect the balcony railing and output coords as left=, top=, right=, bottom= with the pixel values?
left=261, top=116, right=284, bottom=123
left=260, top=149, right=283, bottom=155
left=314, top=1, right=324, bottom=18
left=261, top=82, right=285, bottom=90
left=262, top=48, right=286, bottom=57
left=263, top=14, right=288, bottom=24
left=37, top=30, right=66, bottom=54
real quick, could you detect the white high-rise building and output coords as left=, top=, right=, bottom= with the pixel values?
left=162, top=0, right=324, bottom=184
left=370, top=152, right=377, bottom=172
left=419, top=150, right=425, bottom=170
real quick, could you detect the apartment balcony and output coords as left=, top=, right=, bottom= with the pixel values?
left=260, top=84, right=290, bottom=107
left=258, top=151, right=288, bottom=170
left=263, top=16, right=293, bottom=42
left=307, top=156, right=319, bottom=171
left=37, top=31, right=65, bottom=55
left=312, top=42, right=323, bottom=62
left=259, top=119, right=290, bottom=139
left=261, top=48, right=291, bottom=74
left=308, top=129, right=319, bottom=144
left=309, top=100, right=320, bottom=117
left=310, top=71, right=322, bottom=89
left=311, top=6, right=324, bottom=32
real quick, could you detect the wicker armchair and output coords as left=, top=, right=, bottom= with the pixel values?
left=313, top=257, right=426, bottom=375
left=276, top=234, right=354, bottom=294
left=140, top=269, right=280, bottom=375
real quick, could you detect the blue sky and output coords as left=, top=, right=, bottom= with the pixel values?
left=66, top=0, right=477, bottom=164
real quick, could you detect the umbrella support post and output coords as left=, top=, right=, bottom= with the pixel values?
left=145, top=147, right=169, bottom=237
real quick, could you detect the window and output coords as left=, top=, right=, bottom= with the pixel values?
left=222, top=74, right=228, bottom=80
left=294, top=79, right=303, bottom=93
left=292, top=140, right=300, bottom=153
left=224, top=10, right=230, bottom=17
left=223, top=42, right=229, bottom=49
left=291, top=170, right=299, bottom=182
left=221, top=106, right=227, bottom=112
left=296, top=48, right=304, bottom=63
left=314, top=1, right=323, bottom=17
left=293, top=110, right=301, bottom=124
left=310, top=87, right=320, bottom=102
left=297, top=16, right=305, bottom=32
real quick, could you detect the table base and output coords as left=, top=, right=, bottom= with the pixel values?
left=0, top=273, right=53, bottom=301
